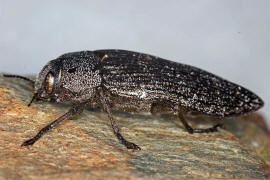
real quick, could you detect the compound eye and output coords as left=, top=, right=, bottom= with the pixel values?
left=45, top=72, right=54, bottom=94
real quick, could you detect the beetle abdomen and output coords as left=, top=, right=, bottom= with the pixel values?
left=95, top=49, right=263, bottom=117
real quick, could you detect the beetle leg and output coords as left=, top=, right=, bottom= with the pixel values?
left=178, top=113, right=194, bottom=133
left=193, top=123, right=223, bottom=133
left=21, top=104, right=85, bottom=147
left=178, top=113, right=222, bottom=134
left=99, top=88, right=141, bottom=150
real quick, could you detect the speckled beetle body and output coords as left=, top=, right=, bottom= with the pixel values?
left=4, top=49, right=264, bottom=150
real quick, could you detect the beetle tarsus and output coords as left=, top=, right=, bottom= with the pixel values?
left=116, top=132, right=141, bottom=150
left=21, top=138, right=36, bottom=146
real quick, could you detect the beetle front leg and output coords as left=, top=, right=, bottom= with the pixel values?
left=99, top=88, right=141, bottom=150
left=21, top=104, right=85, bottom=147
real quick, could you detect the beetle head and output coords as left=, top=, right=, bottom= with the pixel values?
left=29, top=51, right=102, bottom=106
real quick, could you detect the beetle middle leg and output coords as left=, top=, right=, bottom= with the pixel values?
left=178, top=112, right=222, bottom=134
left=99, top=88, right=141, bottom=150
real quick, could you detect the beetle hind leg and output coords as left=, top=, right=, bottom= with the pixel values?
left=193, top=123, right=223, bottom=133
left=178, top=113, right=222, bottom=134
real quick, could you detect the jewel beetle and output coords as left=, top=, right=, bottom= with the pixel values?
left=4, top=49, right=264, bottom=150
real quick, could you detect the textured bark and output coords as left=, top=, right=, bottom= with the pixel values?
left=0, top=74, right=269, bottom=179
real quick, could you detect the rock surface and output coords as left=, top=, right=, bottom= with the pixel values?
left=0, top=74, right=269, bottom=179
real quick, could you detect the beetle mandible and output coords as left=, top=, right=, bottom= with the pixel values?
left=4, top=49, right=264, bottom=150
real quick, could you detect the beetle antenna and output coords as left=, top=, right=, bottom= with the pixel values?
left=28, top=93, right=37, bottom=107
left=3, top=74, right=35, bottom=86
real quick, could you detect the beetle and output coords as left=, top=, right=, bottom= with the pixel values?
left=4, top=49, right=264, bottom=150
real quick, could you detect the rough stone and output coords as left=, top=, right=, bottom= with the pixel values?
left=0, top=74, right=269, bottom=179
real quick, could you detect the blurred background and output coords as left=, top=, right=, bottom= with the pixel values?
left=0, top=1, right=269, bottom=127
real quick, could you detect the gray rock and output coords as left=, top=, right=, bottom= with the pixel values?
left=0, top=74, right=269, bottom=179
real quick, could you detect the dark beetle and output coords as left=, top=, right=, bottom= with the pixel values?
left=4, top=49, right=264, bottom=150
